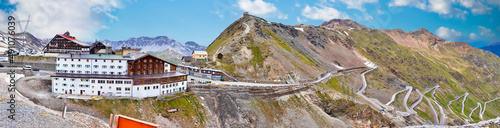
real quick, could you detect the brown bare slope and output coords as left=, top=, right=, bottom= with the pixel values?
left=381, top=28, right=446, bottom=49
left=206, top=15, right=366, bottom=82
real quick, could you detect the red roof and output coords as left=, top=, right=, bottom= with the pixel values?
left=57, top=34, right=90, bottom=46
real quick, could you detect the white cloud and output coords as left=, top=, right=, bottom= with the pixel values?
left=458, top=0, right=491, bottom=14
left=237, top=0, right=287, bottom=19
left=338, top=0, right=378, bottom=12
left=388, top=0, right=469, bottom=19
left=436, top=27, right=464, bottom=41
left=377, top=9, right=384, bottom=14
left=211, top=11, right=224, bottom=18
left=486, top=0, right=500, bottom=9
left=0, top=0, right=122, bottom=41
left=478, top=26, right=494, bottom=37
left=301, top=5, right=349, bottom=21
left=469, top=33, right=478, bottom=40
left=295, top=2, right=301, bottom=7
left=296, top=17, right=307, bottom=23
left=388, top=0, right=427, bottom=10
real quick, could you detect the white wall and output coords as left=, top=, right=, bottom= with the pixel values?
left=56, top=58, right=128, bottom=75
left=52, top=77, right=133, bottom=97
left=132, top=81, right=187, bottom=98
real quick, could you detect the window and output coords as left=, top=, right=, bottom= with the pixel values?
left=77, top=64, right=82, bottom=68
left=116, top=87, right=121, bottom=91
left=100, top=86, right=103, bottom=89
left=118, top=66, right=122, bottom=69
left=110, top=66, right=115, bottom=69
left=56, top=64, right=60, bottom=67
left=137, top=87, right=139, bottom=90
left=71, top=64, right=75, bottom=67
left=93, top=71, right=98, bottom=74
left=56, top=70, right=61, bottom=73
left=85, top=71, right=90, bottom=74
left=63, top=84, right=67, bottom=86
left=102, top=71, right=107, bottom=74
left=119, top=60, right=121, bottom=63
left=63, top=70, right=68, bottom=73
left=63, top=64, right=68, bottom=67
left=110, top=72, right=114, bottom=75
left=94, top=65, right=98, bottom=68
left=71, top=59, right=74, bottom=61
left=125, top=81, right=132, bottom=84
left=104, top=60, right=106, bottom=62
left=70, top=70, right=75, bottom=73
left=118, top=72, right=122, bottom=75
left=54, top=78, right=59, bottom=80
left=64, top=59, right=67, bottom=61
left=95, top=60, right=97, bottom=62
left=91, top=80, right=95, bottom=83
left=102, top=65, right=107, bottom=68
left=111, top=60, right=114, bottom=63
left=85, top=65, right=90, bottom=68
left=78, top=59, right=81, bottom=62
left=98, top=80, right=105, bottom=84
left=116, top=81, right=123, bottom=84
left=125, top=87, right=130, bottom=91
left=70, top=84, right=75, bottom=87
left=87, top=59, right=89, bottom=62
left=107, top=80, right=114, bottom=84
left=77, top=71, right=82, bottom=73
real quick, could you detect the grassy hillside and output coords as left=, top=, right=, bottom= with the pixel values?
left=349, top=29, right=500, bottom=122
left=71, top=94, right=207, bottom=127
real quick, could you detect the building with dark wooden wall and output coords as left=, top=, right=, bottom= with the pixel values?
left=90, top=41, right=113, bottom=54
left=43, top=31, right=90, bottom=53
left=127, top=54, right=165, bottom=75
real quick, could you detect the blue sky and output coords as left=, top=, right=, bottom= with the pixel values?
left=1, top=0, right=499, bottom=47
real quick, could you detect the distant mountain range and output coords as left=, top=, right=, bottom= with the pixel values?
left=102, top=36, right=206, bottom=56
left=0, top=31, right=46, bottom=51
left=481, top=41, right=500, bottom=56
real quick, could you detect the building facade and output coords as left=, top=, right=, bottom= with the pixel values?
left=192, top=51, right=208, bottom=62
left=51, top=53, right=187, bottom=98
left=90, top=41, right=113, bottom=54
left=115, top=47, right=141, bottom=55
left=177, top=65, right=222, bottom=80
left=43, top=31, right=90, bottom=54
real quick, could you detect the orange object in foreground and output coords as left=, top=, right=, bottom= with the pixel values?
left=110, top=114, right=158, bottom=128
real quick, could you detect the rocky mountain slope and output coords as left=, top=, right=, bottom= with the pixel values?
left=0, top=31, right=46, bottom=51
left=206, top=16, right=367, bottom=82
left=200, top=15, right=500, bottom=127
left=481, top=41, right=500, bottom=57
left=102, top=36, right=206, bottom=55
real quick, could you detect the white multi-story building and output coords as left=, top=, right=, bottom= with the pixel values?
left=51, top=53, right=187, bottom=98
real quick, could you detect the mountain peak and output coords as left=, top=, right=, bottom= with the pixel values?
left=319, top=19, right=369, bottom=30
left=409, top=28, right=432, bottom=35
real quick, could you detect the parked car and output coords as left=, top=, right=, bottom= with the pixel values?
left=0, top=57, right=8, bottom=62
left=32, top=68, right=39, bottom=71
left=22, top=65, right=32, bottom=70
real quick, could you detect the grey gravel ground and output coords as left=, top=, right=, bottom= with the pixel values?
left=0, top=73, right=88, bottom=128
left=0, top=98, right=84, bottom=127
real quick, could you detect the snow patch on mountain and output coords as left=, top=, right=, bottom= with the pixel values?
left=102, top=36, right=206, bottom=55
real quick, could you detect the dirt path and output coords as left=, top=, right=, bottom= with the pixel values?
left=0, top=72, right=109, bottom=127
